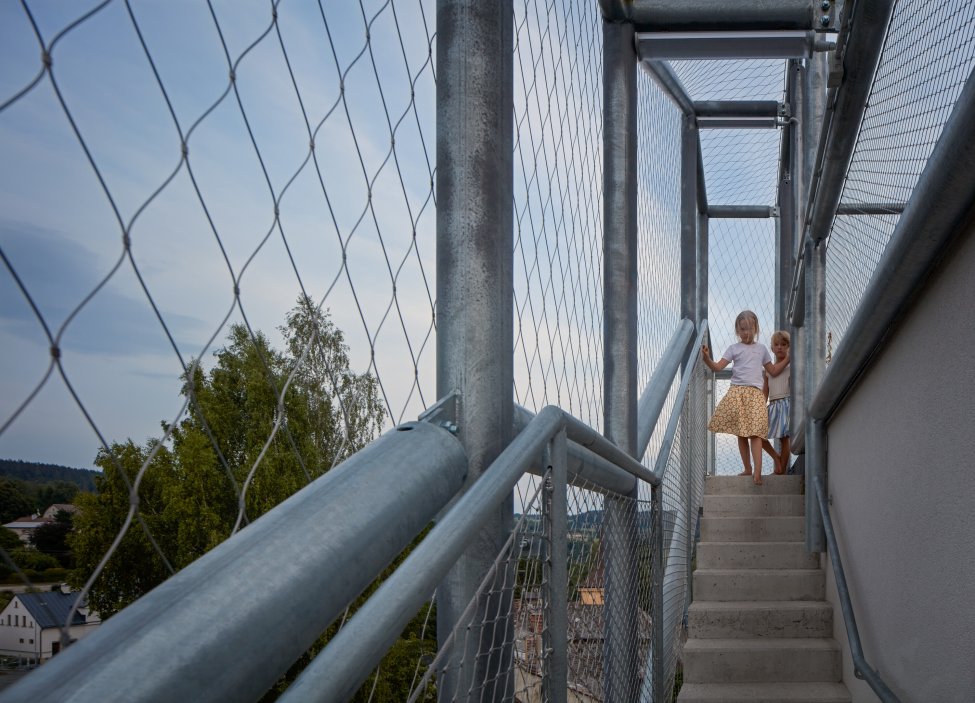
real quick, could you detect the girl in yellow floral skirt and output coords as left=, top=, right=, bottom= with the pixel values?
left=701, top=311, right=790, bottom=485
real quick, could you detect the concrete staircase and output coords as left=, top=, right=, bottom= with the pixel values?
left=677, top=475, right=851, bottom=703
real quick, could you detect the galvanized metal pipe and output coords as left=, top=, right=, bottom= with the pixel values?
left=697, top=138, right=709, bottom=213
left=652, top=322, right=709, bottom=482
left=694, top=100, right=781, bottom=117
left=812, top=476, right=903, bottom=703
left=514, top=405, right=637, bottom=495
left=708, top=205, right=776, bottom=219
left=835, top=202, right=905, bottom=216
left=777, top=60, right=798, bottom=331
left=602, top=17, right=641, bottom=700
left=542, top=429, right=568, bottom=703
left=681, top=115, right=699, bottom=325
left=636, top=319, right=695, bottom=460
left=697, top=211, right=709, bottom=332
left=639, top=60, right=694, bottom=116
left=805, top=0, right=896, bottom=244
left=1, top=423, right=467, bottom=703
left=282, top=406, right=564, bottom=703
left=434, top=0, right=514, bottom=697
left=810, top=68, right=975, bottom=423
left=804, top=238, right=827, bottom=551
left=607, top=0, right=817, bottom=30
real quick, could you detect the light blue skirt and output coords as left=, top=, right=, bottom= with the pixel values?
left=767, top=397, right=790, bottom=439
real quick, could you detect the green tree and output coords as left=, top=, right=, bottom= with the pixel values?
left=0, top=479, right=34, bottom=523
left=30, top=510, right=74, bottom=567
left=69, top=296, right=386, bottom=617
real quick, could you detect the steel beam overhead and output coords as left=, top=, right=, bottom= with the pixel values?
left=835, top=202, right=905, bottom=216
left=694, top=100, right=782, bottom=117
left=708, top=205, right=776, bottom=218
left=639, top=60, right=693, bottom=116
left=604, top=0, right=817, bottom=31
left=638, top=30, right=820, bottom=60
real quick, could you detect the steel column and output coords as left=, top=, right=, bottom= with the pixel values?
left=804, top=238, right=826, bottom=551
left=681, top=115, right=699, bottom=326
left=697, top=212, right=709, bottom=327
left=542, top=429, right=568, bottom=703
left=602, top=16, right=640, bottom=703
left=435, top=0, right=514, bottom=698
left=777, top=62, right=797, bottom=331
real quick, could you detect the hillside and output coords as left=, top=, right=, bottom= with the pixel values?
left=0, top=459, right=99, bottom=492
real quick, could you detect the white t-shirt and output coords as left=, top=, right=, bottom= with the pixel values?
left=721, top=342, right=772, bottom=389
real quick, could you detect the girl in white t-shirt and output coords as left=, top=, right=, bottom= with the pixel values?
left=701, top=310, right=789, bottom=486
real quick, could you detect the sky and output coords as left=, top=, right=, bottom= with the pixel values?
left=0, top=0, right=795, bottom=475
left=0, top=0, right=441, bottom=469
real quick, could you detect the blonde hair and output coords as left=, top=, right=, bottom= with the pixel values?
left=771, top=330, right=791, bottom=346
left=734, top=310, right=759, bottom=342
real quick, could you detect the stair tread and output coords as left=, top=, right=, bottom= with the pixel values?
left=690, top=600, right=831, bottom=610
left=684, top=637, right=840, bottom=652
left=695, top=568, right=821, bottom=576
left=678, top=681, right=851, bottom=702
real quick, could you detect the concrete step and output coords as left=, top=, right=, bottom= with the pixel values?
left=697, top=541, right=819, bottom=570
left=677, top=682, right=851, bottom=703
left=705, top=475, right=802, bottom=495
left=682, top=638, right=842, bottom=684
left=704, top=494, right=805, bottom=517
left=694, top=569, right=824, bottom=601
left=701, top=516, right=804, bottom=542
left=687, top=600, right=833, bottom=639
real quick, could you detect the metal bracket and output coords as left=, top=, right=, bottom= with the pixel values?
left=418, top=391, right=460, bottom=434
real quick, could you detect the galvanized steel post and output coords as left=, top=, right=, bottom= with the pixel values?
left=601, top=13, right=641, bottom=702
left=804, top=238, right=827, bottom=552
left=542, top=429, right=568, bottom=703
left=435, top=1, right=514, bottom=699
left=681, top=115, right=700, bottom=328
left=777, top=61, right=797, bottom=331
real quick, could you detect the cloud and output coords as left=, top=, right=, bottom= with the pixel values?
left=0, top=219, right=209, bottom=357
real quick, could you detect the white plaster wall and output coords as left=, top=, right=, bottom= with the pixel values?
left=825, top=226, right=975, bottom=702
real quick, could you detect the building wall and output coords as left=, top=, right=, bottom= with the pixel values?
left=824, top=225, right=975, bottom=701
left=0, top=600, right=40, bottom=661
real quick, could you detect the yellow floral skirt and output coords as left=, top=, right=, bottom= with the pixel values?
left=708, top=385, right=768, bottom=438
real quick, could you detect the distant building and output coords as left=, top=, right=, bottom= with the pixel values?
left=41, top=504, right=78, bottom=520
left=2, top=516, right=54, bottom=543
left=0, top=589, right=100, bottom=664
left=3, top=504, right=78, bottom=543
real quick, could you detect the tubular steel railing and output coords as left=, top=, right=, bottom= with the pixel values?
left=2, top=0, right=973, bottom=701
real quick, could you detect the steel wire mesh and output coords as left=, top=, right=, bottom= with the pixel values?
left=700, top=128, right=782, bottom=207
left=637, top=70, right=683, bottom=477
left=825, top=0, right=975, bottom=352
left=408, top=470, right=657, bottom=703
left=655, top=360, right=708, bottom=702
left=0, top=0, right=437, bottom=667
left=512, top=0, right=604, bottom=430
left=707, top=218, right=778, bottom=475
left=672, top=59, right=786, bottom=102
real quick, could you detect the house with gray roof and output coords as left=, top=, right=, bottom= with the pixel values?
left=0, top=589, right=100, bottom=664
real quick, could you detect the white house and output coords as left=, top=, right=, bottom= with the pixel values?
left=1, top=515, right=53, bottom=543
left=0, top=589, right=100, bottom=664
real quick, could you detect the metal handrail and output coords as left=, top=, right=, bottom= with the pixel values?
left=811, top=476, right=902, bottom=702
left=648, top=319, right=708, bottom=702
left=0, top=422, right=469, bottom=703
left=651, top=320, right=708, bottom=481
left=283, top=404, right=663, bottom=701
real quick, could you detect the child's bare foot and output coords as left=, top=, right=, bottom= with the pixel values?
left=753, top=476, right=763, bottom=486
left=737, top=471, right=752, bottom=477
